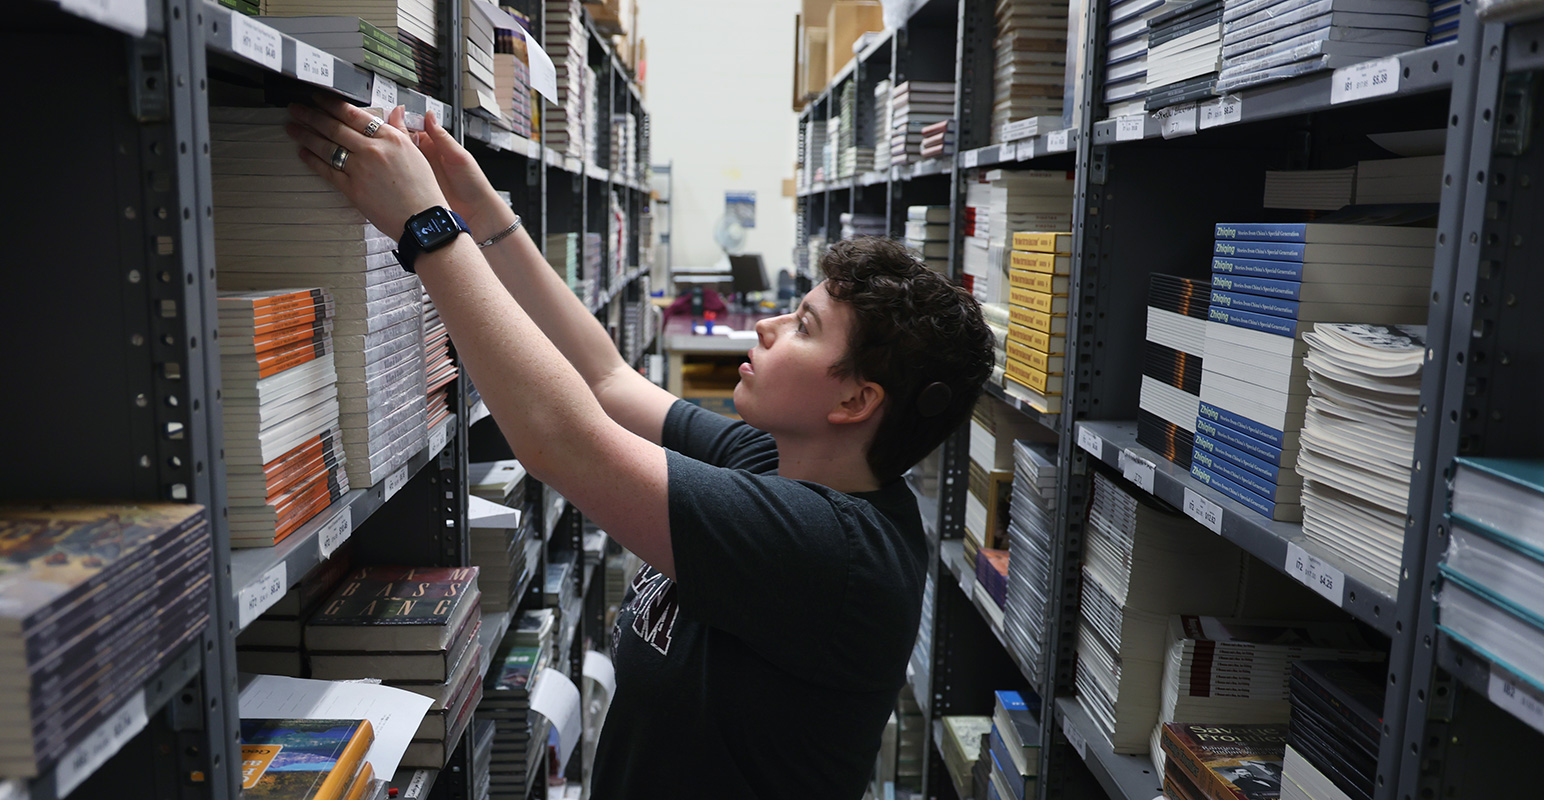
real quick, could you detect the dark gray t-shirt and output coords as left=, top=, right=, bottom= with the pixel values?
left=590, top=400, right=928, bottom=799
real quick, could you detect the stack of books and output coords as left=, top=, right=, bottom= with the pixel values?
left=891, top=81, right=954, bottom=164
left=1004, top=231, right=1074, bottom=413
left=992, top=0, right=1070, bottom=141
left=1151, top=617, right=1382, bottom=777
left=210, top=107, right=427, bottom=489
left=1263, top=167, right=1357, bottom=210
left=1427, top=0, right=1460, bottom=43
left=583, top=62, right=601, bottom=164
left=305, top=566, right=483, bottom=769
left=264, top=0, right=441, bottom=95
left=908, top=572, right=936, bottom=716
left=974, top=549, right=1011, bottom=623
left=1297, top=323, right=1424, bottom=594
left=218, top=289, right=347, bottom=547
left=1216, top=0, right=1429, bottom=94
left=941, top=716, right=994, bottom=799
left=582, top=231, right=604, bottom=308
left=613, top=112, right=639, bottom=180
left=967, top=397, right=1045, bottom=559
left=1145, top=0, right=1224, bottom=110
left=1160, top=722, right=1288, bottom=800
left=261, top=15, right=419, bottom=87
left=236, top=550, right=352, bottom=676
left=920, top=119, right=957, bottom=159
left=1078, top=474, right=1245, bottom=754
left=545, top=233, right=581, bottom=291
left=874, top=79, right=894, bottom=172
left=904, top=206, right=950, bottom=273
left=994, top=171, right=1077, bottom=304
left=543, top=0, right=589, bottom=155
left=423, top=290, right=455, bottom=438
left=1138, top=274, right=1209, bottom=470
left=1437, top=458, right=1544, bottom=693
left=1355, top=155, right=1443, bottom=204
left=804, top=117, right=829, bottom=184
left=469, top=495, right=533, bottom=615
left=1104, top=0, right=1171, bottom=118
left=547, top=551, right=581, bottom=668
left=1005, top=440, right=1058, bottom=683
left=462, top=0, right=500, bottom=120
left=472, top=719, right=496, bottom=800
left=218, top=0, right=260, bottom=17
left=1281, top=660, right=1384, bottom=800
left=494, top=17, right=533, bottom=138
left=470, top=459, right=529, bottom=505
left=1195, top=215, right=1433, bottom=521
left=988, top=691, right=1040, bottom=800
left=839, top=212, right=886, bottom=240
left=482, top=610, right=556, bottom=797
left=897, top=682, right=927, bottom=788
left=0, top=504, right=212, bottom=779
left=963, top=176, right=996, bottom=301
left=239, top=719, right=375, bottom=799
left=836, top=81, right=873, bottom=178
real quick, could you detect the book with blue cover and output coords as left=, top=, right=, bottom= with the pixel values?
left=240, top=718, right=374, bottom=800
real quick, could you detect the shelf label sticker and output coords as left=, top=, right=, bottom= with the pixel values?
left=1061, top=715, right=1088, bottom=760
left=295, top=42, right=334, bottom=87
left=0, top=780, right=22, bottom=800
left=371, top=74, right=398, bottom=111
left=1015, top=139, right=1035, bottom=161
left=318, top=508, right=353, bottom=558
left=958, top=559, right=976, bottom=597
left=402, top=769, right=430, bottom=799
left=1331, top=57, right=1400, bottom=105
left=1285, top=542, right=1345, bottom=607
left=1156, top=103, right=1198, bottom=139
left=1183, top=487, right=1224, bottom=535
left=1048, top=129, right=1071, bottom=153
left=59, top=0, right=147, bottom=37
left=425, top=98, right=448, bottom=126
left=57, top=690, right=148, bottom=797
left=1116, top=115, right=1145, bottom=142
left=384, top=465, right=409, bottom=503
left=1077, top=426, right=1103, bottom=458
left=1119, top=449, right=1157, bottom=494
left=430, top=420, right=450, bottom=456
left=1489, top=666, right=1544, bottom=736
left=237, top=562, right=288, bottom=629
left=230, top=13, right=282, bottom=71
left=470, top=400, right=489, bottom=425
left=962, top=149, right=980, bottom=169
left=1198, top=94, right=1242, bottom=129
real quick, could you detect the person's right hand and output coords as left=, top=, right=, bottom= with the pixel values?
left=414, top=110, right=516, bottom=243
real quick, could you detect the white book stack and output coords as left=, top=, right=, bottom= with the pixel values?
left=1281, top=744, right=1356, bottom=800
left=840, top=212, right=887, bottom=240
left=583, top=62, right=600, bottom=164
left=1354, top=155, right=1443, bottom=204
left=494, top=17, right=533, bottom=138
left=1296, top=323, right=1424, bottom=595
left=891, top=81, right=955, bottom=164
left=210, top=107, right=426, bottom=489
left=825, top=116, right=841, bottom=183
left=906, top=205, right=952, bottom=275
left=263, top=0, right=439, bottom=93
left=462, top=0, right=500, bottom=120
left=1144, top=0, right=1224, bottom=111
left=423, top=289, right=455, bottom=436
left=1077, top=473, right=1245, bottom=755
left=1104, top=0, right=1173, bottom=118
left=469, top=494, right=531, bottom=614
left=963, top=177, right=996, bottom=302
left=1216, top=0, right=1429, bottom=94
left=612, top=112, right=638, bottom=180
left=874, top=79, right=894, bottom=172
left=993, top=0, right=1071, bottom=140
left=1263, top=167, right=1357, bottom=210
left=805, top=118, right=829, bottom=184
left=986, top=169, right=1077, bottom=305
left=544, top=0, right=588, bottom=155
left=582, top=231, right=603, bottom=309
left=470, top=459, right=529, bottom=504
left=908, top=572, right=937, bottom=711
left=982, top=302, right=1012, bottom=386
left=1005, top=440, right=1058, bottom=683
left=1138, top=274, right=1209, bottom=470
left=545, top=232, right=580, bottom=290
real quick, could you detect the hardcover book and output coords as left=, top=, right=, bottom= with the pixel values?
left=240, top=718, right=374, bottom=800
left=306, top=566, right=480, bottom=652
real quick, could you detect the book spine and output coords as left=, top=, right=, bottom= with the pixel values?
left=1213, top=239, right=1308, bottom=261
left=1193, top=414, right=1286, bottom=464
left=1291, top=670, right=1382, bottom=744
left=1190, top=461, right=1277, bottom=519
left=316, top=722, right=376, bottom=800
left=1012, top=232, right=1071, bottom=253
left=1189, top=447, right=1289, bottom=500
left=1010, top=270, right=1069, bottom=293
left=1211, top=272, right=1302, bottom=300
left=1009, top=251, right=1069, bottom=274
left=1214, top=222, right=1308, bottom=242
left=1006, top=359, right=1060, bottom=395
left=1208, top=305, right=1305, bottom=338
left=1008, top=341, right=1064, bottom=375
left=1209, top=289, right=1302, bottom=319
left=1192, top=431, right=1289, bottom=481
left=1210, top=255, right=1308, bottom=280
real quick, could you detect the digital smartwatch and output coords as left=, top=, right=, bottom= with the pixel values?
left=395, top=206, right=471, bottom=273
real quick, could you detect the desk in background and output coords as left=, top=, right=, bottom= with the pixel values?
left=662, top=312, right=770, bottom=414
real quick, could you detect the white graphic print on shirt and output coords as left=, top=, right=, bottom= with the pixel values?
left=623, top=566, right=679, bottom=656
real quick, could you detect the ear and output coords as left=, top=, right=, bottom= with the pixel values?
left=828, top=380, right=885, bottom=426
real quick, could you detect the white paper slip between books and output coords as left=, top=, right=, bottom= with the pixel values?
left=237, top=673, right=434, bottom=781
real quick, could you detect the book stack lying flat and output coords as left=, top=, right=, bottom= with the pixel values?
left=874, top=79, right=894, bottom=172
left=1195, top=214, right=1433, bottom=521
left=423, top=290, right=455, bottom=436
left=1216, top=0, right=1429, bottom=94
left=612, top=112, right=638, bottom=181
left=259, top=16, right=420, bottom=86
left=236, top=549, right=352, bottom=676
left=543, top=0, right=588, bottom=155
left=1078, top=474, right=1245, bottom=754
left=1003, top=230, right=1075, bottom=413
left=1297, top=324, right=1424, bottom=595
left=580, top=231, right=602, bottom=308
left=992, top=171, right=1077, bottom=304
left=989, top=690, right=1041, bottom=800
left=462, top=0, right=500, bottom=120
left=992, top=0, right=1071, bottom=141
left=305, top=566, right=482, bottom=769
left=262, top=0, right=440, bottom=94
left=824, top=116, right=841, bottom=188
left=892, top=82, right=955, bottom=164
left=239, top=719, right=375, bottom=800
left=471, top=459, right=528, bottom=505
left=804, top=117, right=829, bottom=184
left=1437, top=459, right=1544, bottom=692
left=469, top=495, right=533, bottom=614
left=546, top=551, right=581, bottom=668
left=1145, top=0, right=1224, bottom=110
left=211, top=107, right=428, bottom=489
left=836, top=81, right=873, bottom=178
left=963, top=176, right=996, bottom=302
left=1160, top=722, right=1288, bottom=800
left=0, top=504, right=211, bottom=779
left=472, top=719, right=496, bottom=800
left=1005, top=440, right=1059, bottom=684
left=908, top=572, right=936, bottom=713
left=545, top=232, right=580, bottom=292
left=920, top=119, right=957, bottom=160
left=583, top=62, right=601, bottom=163
left=218, top=0, right=260, bottom=17
left=1139, top=274, right=1208, bottom=470
left=840, top=212, right=887, bottom=241
left=1427, top=0, right=1460, bottom=43
left=905, top=205, right=950, bottom=274
left=218, top=289, right=347, bottom=547
left=483, top=611, right=556, bottom=799
left=1104, top=0, right=1172, bottom=118
left=1150, top=617, right=1382, bottom=777
left=941, top=716, right=993, bottom=799
left=967, top=396, right=1048, bottom=561
left=1282, top=660, right=1384, bottom=800
left=1354, top=155, right=1443, bottom=204
left=494, top=17, right=533, bottom=138
left=1263, top=167, right=1357, bottom=210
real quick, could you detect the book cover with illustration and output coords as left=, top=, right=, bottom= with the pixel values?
left=240, top=718, right=374, bottom=800
left=1160, top=722, right=1287, bottom=800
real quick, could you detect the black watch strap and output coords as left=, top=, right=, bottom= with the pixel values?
left=395, top=207, right=470, bottom=274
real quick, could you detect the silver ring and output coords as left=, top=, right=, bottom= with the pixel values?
left=330, top=145, right=349, bottom=171
left=363, top=117, right=384, bottom=137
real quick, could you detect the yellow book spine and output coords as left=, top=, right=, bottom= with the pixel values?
left=1010, top=306, right=1066, bottom=335
left=1007, top=340, right=1064, bottom=374
left=1008, top=270, right=1070, bottom=293
left=1011, top=231, right=1073, bottom=253
left=1005, top=358, right=1062, bottom=395
left=1007, top=323, right=1064, bottom=354
left=342, top=762, right=375, bottom=800
left=315, top=720, right=375, bottom=800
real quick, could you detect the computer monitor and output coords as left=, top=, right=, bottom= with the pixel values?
left=728, top=254, right=770, bottom=296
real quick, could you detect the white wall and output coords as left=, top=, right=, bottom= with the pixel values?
left=638, top=0, right=800, bottom=285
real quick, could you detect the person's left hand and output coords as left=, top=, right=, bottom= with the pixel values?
left=286, top=95, right=448, bottom=238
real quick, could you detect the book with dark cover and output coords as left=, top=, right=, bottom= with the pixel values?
left=305, top=566, right=480, bottom=652
left=1161, top=722, right=1288, bottom=800
left=240, top=718, right=374, bottom=800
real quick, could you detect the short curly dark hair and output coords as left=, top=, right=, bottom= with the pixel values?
left=821, top=237, right=996, bottom=483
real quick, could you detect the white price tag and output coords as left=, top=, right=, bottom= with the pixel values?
left=1048, top=129, right=1071, bottom=153
left=1116, top=115, right=1145, bottom=142
left=295, top=42, right=334, bottom=87
left=1331, top=56, right=1400, bottom=104
left=959, top=563, right=976, bottom=597
left=495, top=130, right=516, bottom=151
left=237, top=562, right=288, bottom=629
left=318, top=509, right=353, bottom=558
left=1062, top=716, right=1088, bottom=760
left=230, top=13, right=282, bottom=71
left=371, top=74, right=398, bottom=110
left=1077, top=426, right=1103, bottom=457
left=1119, top=449, right=1157, bottom=494
left=1156, top=103, right=1198, bottom=139
left=56, top=690, right=148, bottom=797
left=1015, top=139, right=1035, bottom=161
left=1198, top=94, right=1242, bottom=129
left=402, top=769, right=431, bottom=799
left=59, top=0, right=147, bottom=37
left=1183, top=487, right=1224, bottom=535
left=1285, top=542, right=1345, bottom=607
left=962, top=149, right=980, bottom=169
left=430, top=421, right=450, bottom=455
left=425, top=98, right=448, bottom=125
left=384, top=465, right=409, bottom=502
left=1489, top=666, right=1544, bottom=736
left=470, top=399, right=489, bottom=425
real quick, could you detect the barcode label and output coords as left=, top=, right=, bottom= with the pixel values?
left=1062, top=715, right=1088, bottom=760
left=1077, top=426, right=1103, bottom=457
left=318, top=509, right=353, bottom=558
left=237, top=562, right=288, bottom=628
left=493, top=130, right=515, bottom=151
left=1048, top=129, right=1071, bottom=153
left=384, top=465, right=409, bottom=502
left=56, top=691, right=149, bottom=797
left=59, top=0, right=147, bottom=36
left=1332, top=57, right=1400, bottom=104
left=1015, top=139, right=1035, bottom=161
left=1198, top=94, right=1242, bottom=129
left=1119, top=449, right=1156, bottom=494
left=403, top=770, right=431, bottom=799
left=962, top=149, right=980, bottom=169
left=371, top=75, right=398, bottom=110
left=1116, top=115, right=1144, bottom=141
left=1157, top=103, right=1198, bottom=139
left=230, top=13, right=282, bottom=71
left=1285, top=542, right=1345, bottom=606
left=430, top=420, right=450, bottom=455
left=1183, top=488, right=1224, bottom=535
left=295, top=42, right=334, bottom=87
left=426, top=98, right=447, bottom=125
left=1489, top=666, right=1544, bottom=736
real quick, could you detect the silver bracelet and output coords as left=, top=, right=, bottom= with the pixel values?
left=477, top=215, right=523, bottom=249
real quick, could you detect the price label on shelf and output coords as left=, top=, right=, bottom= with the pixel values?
left=1331, top=56, right=1400, bottom=104
left=470, top=399, right=490, bottom=425
left=1077, top=426, right=1103, bottom=458
left=1048, top=129, right=1071, bottom=153
left=1119, top=449, right=1156, bottom=494
left=1015, top=139, right=1035, bottom=161
left=318, top=509, right=353, bottom=558
left=230, top=13, right=282, bottom=71
left=56, top=690, right=148, bottom=797
left=1183, top=487, right=1224, bottom=535
left=425, top=98, right=448, bottom=125
left=1116, top=115, right=1145, bottom=142
left=371, top=74, right=398, bottom=111
left=402, top=770, right=431, bottom=799
left=1061, top=715, right=1088, bottom=760
left=962, top=149, right=980, bottom=169
left=1198, top=94, right=1242, bottom=129
left=295, top=42, right=334, bottom=87
left=1285, top=542, right=1345, bottom=607
left=430, top=420, right=450, bottom=455
left=237, top=562, right=288, bottom=629
left=59, top=0, right=147, bottom=37
left=1156, top=103, right=1198, bottom=139
left=384, top=465, right=409, bottom=503
left=1489, top=666, right=1544, bottom=736
left=959, top=562, right=976, bottom=597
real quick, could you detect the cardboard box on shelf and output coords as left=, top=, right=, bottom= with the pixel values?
left=826, top=0, right=883, bottom=83
left=799, top=23, right=828, bottom=102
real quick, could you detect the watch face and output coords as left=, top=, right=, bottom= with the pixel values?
left=410, top=207, right=462, bottom=250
